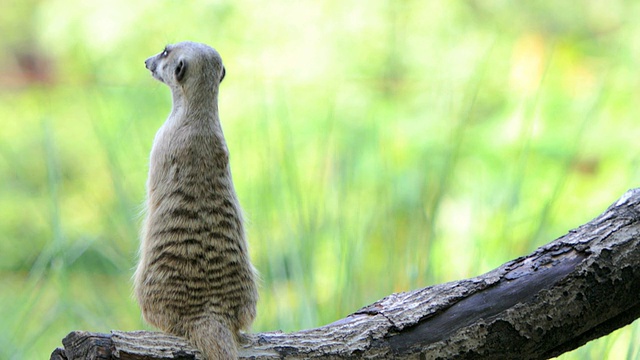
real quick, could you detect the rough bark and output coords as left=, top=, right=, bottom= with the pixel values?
left=51, top=188, right=640, bottom=359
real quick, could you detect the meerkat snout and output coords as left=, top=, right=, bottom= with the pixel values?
left=144, top=56, right=161, bottom=82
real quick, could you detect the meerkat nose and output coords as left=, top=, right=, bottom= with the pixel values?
left=145, top=58, right=154, bottom=70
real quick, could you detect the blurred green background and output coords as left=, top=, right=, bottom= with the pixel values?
left=2, top=1, right=640, bottom=359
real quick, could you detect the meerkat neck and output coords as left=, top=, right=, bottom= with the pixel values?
left=168, top=85, right=228, bottom=158
left=170, top=85, right=221, bottom=126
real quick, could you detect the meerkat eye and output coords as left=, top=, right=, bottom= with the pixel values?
left=161, top=48, right=169, bottom=57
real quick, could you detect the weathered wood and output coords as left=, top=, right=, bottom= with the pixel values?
left=51, top=188, right=640, bottom=359
left=49, top=348, right=67, bottom=360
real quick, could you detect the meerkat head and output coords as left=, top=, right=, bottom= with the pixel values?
left=145, top=41, right=226, bottom=93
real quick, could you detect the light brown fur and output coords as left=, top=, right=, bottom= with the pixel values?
left=134, top=41, right=258, bottom=360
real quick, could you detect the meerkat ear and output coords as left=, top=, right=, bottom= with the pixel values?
left=220, top=66, right=226, bottom=83
left=175, top=59, right=187, bottom=82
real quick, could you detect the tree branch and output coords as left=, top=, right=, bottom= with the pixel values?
left=51, top=188, right=640, bottom=359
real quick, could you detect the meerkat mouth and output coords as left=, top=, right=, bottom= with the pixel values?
left=145, top=58, right=164, bottom=83
left=152, top=71, right=164, bottom=83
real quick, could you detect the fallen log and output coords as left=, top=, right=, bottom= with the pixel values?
left=51, top=188, right=640, bottom=359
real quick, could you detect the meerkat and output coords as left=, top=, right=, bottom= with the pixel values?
left=134, top=41, right=258, bottom=360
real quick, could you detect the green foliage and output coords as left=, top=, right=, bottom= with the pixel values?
left=1, top=1, right=639, bottom=358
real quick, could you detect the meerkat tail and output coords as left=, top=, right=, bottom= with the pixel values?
left=186, top=316, right=238, bottom=360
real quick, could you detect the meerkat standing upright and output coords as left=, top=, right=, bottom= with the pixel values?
left=134, top=41, right=258, bottom=360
